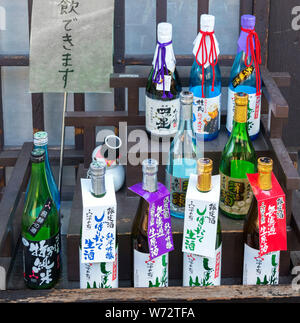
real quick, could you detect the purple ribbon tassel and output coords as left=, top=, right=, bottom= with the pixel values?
left=152, top=40, right=173, bottom=99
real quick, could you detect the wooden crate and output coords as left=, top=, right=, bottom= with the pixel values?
left=1, top=0, right=300, bottom=302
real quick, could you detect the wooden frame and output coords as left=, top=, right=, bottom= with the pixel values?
left=0, top=0, right=299, bottom=301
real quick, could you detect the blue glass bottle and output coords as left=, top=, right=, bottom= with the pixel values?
left=165, top=91, right=197, bottom=218
left=33, top=132, right=60, bottom=212
left=226, top=15, right=262, bottom=141
left=189, top=14, right=222, bottom=141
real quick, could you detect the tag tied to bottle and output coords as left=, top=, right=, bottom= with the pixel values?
left=129, top=182, right=174, bottom=260
left=81, top=176, right=117, bottom=264
left=247, top=172, right=287, bottom=257
left=182, top=174, right=220, bottom=259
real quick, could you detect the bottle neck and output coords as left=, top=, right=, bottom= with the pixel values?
left=197, top=172, right=212, bottom=193
left=91, top=175, right=106, bottom=197
left=258, top=171, right=272, bottom=191
left=143, top=173, right=158, bottom=193
left=178, top=103, right=193, bottom=131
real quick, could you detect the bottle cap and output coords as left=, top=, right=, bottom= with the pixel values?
left=197, top=158, right=213, bottom=192
left=258, top=157, right=273, bottom=190
left=89, top=160, right=106, bottom=177
left=234, top=92, right=248, bottom=123
left=157, top=22, right=172, bottom=43
left=33, top=131, right=48, bottom=146
left=241, top=14, right=256, bottom=30
left=197, top=157, right=213, bottom=174
left=180, top=91, right=193, bottom=105
left=31, top=148, right=45, bottom=163
left=89, top=160, right=106, bottom=196
left=142, top=158, right=158, bottom=175
left=200, top=14, right=215, bottom=32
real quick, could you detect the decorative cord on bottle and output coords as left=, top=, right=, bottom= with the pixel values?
left=226, top=15, right=262, bottom=141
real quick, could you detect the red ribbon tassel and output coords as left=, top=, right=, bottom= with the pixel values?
left=241, top=27, right=262, bottom=96
left=195, top=30, right=218, bottom=98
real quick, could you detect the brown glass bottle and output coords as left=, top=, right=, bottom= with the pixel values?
left=243, top=157, right=280, bottom=285
left=131, top=159, right=169, bottom=288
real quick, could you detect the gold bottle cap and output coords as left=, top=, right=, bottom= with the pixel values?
left=258, top=157, right=273, bottom=190
left=234, top=92, right=248, bottom=123
left=197, top=158, right=213, bottom=192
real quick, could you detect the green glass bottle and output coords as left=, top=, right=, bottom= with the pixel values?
left=22, top=148, right=60, bottom=289
left=219, top=92, right=257, bottom=219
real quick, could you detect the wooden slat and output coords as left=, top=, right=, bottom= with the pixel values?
left=156, top=0, right=167, bottom=26
left=253, top=0, right=270, bottom=66
left=3, top=283, right=298, bottom=303
left=261, top=65, right=289, bottom=119
left=113, top=0, right=126, bottom=112
left=74, top=94, right=85, bottom=150
left=197, top=0, right=209, bottom=31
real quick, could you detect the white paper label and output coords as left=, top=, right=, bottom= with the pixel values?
left=227, top=88, right=262, bottom=137
left=183, top=244, right=222, bottom=286
left=243, top=244, right=280, bottom=285
left=145, top=96, right=180, bottom=136
left=79, top=246, right=118, bottom=289
left=192, top=94, right=221, bottom=135
left=183, top=174, right=220, bottom=258
left=134, top=249, right=168, bottom=288
left=81, top=177, right=117, bottom=264
left=156, top=75, right=171, bottom=92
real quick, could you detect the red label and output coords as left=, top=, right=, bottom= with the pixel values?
left=247, top=172, right=287, bottom=256
left=112, top=250, right=118, bottom=281
left=254, top=93, right=261, bottom=119
left=214, top=251, right=221, bottom=279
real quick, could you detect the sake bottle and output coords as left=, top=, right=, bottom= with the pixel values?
left=33, top=131, right=60, bottom=212
left=132, top=159, right=168, bottom=287
left=22, top=148, right=60, bottom=289
left=226, top=15, right=262, bottom=140
left=165, top=91, right=197, bottom=218
left=219, top=92, right=257, bottom=219
left=243, top=157, right=280, bottom=285
left=189, top=14, right=222, bottom=141
left=183, top=158, right=222, bottom=286
left=79, top=161, right=118, bottom=289
left=145, top=22, right=182, bottom=139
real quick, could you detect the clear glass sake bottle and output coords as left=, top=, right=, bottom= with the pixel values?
left=33, top=131, right=60, bottom=212
left=243, top=157, right=280, bottom=285
left=165, top=91, right=197, bottom=218
left=22, top=148, right=60, bottom=289
left=183, top=158, right=222, bottom=286
left=219, top=92, right=257, bottom=220
left=145, top=22, right=182, bottom=139
left=226, top=15, right=262, bottom=140
left=189, top=14, right=222, bottom=141
left=132, top=159, right=168, bottom=288
left=79, top=160, right=118, bottom=289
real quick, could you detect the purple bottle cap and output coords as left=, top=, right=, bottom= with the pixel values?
left=238, top=15, right=256, bottom=54
left=241, top=15, right=256, bottom=30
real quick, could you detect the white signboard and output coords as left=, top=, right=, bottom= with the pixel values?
left=29, top=0, right=114, bottom=93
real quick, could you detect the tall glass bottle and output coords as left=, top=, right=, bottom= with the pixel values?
left=219, top=92, right=257, bottom=220
left=132, top=159, right=168, bottom=288
left=226, top=15, right=262, bottom=140
left=183, top=158, right=222, bottom=286
left=145, top=22, right=182, bottom=139
left=22, top=148, right=60, bottom=289
left=80, top=161, right=118, bottom=289
left=189, top=14, right=222, bottom=141
left=243, top=157, right=280, bottom=285
left=33, top=131, right=60, bottom=212
left=165, top=91, right=197, bottom=218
